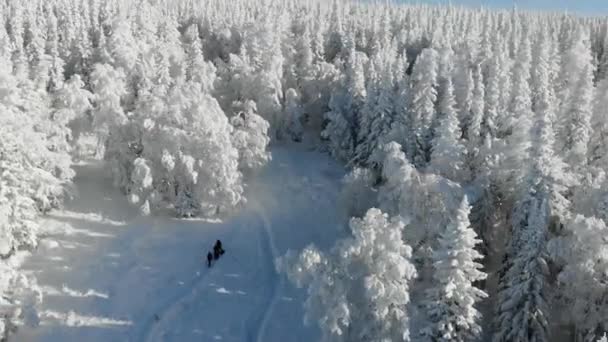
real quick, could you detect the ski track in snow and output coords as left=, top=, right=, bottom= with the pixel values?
left=140, top=218, right=246, bottom=342
left=253, top=204, right=280, bottom=342
left=141, top=254, right=219, bottom=342
left=12, top=145, right=344, bottom=342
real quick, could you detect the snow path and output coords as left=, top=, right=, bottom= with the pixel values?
left=252, top=203, right=280, bottom=342
left=13, top=145, right=345, bottom=342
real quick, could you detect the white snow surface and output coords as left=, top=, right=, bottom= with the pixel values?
left=13, top=145, right=345, bottom=342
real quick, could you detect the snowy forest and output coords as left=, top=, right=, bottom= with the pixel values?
left=2, top=0, right=608, bottom=340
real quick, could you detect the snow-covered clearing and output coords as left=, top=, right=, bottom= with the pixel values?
left=13, top=145, right=344, bottom=342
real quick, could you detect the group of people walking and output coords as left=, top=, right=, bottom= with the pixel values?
left=206, top=240, right=225, bottom=267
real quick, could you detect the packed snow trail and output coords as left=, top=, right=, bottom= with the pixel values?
left=12, top=145, right=345, bottom=342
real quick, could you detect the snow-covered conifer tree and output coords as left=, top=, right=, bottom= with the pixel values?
left=230, top=100, right=272, bottom=174
left=498, top=32, right=533, bottom=199
left=90, top=63, right=128, bottom=163
left=562, top=63, right=594, bottom=168
left=283, top=88, right=304, bottom=142
left=409, top=48, right=439, bottom=166
left=494, top=198, right=550, bottom=342
left=106, top=17, right=138, bottom=73
left=52, top=74, right=94, bottom=160
left=547, top=215, right=608, bottom=341
left=389, top=52, right=411, bottom=155
left=429, top=76, right=469, bottom=182
left=482, top=40, right=505, bottom=140
left=557, top=27, right=595, bottom=168
left=467, top=64, right=485, bottom=152
left=452, top=53, right=473, bottom=137
left=278, top=208, right=417, bottom=342
left=355, top=49, right=394, bottom=166
left=421, top=196, right=487, bottom=342
left=183, top=24, right=216, bottom=92
left=589, top=76, right=608, bottom=171
left=322, top=49, right=367, bottom=162
left=529, top=30, right=573, bottom=222
left=325, top=1, right=344, bottom=62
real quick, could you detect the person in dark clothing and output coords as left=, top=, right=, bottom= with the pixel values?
left=213, top=240, right=225, bottom=260
left=207, top=251, right=213, bottom=267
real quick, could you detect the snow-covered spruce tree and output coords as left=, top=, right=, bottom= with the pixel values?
left=129, top=157, right=154, bottom=215
left=429, top=75, right=469, bottom=183
left=492, top=36, right=569, bottom=340
left=482, top=38, right=505, bottom=140
left=90, top=63, right=136, bottom=191
left=496, top=32, right=533, bottom=203
left=375, top=141, right=464, bottom=280
left=374, top=142, right=420, bottom=228
left=408, top=48, right=439, bottom=167
left=0, top=119, right=40, bottom=257
left=324, top=1, right=344, bottom=62
left=562, top=62, right=594, bottom=168
left=282, top=88, right=304, bottom=142
left=598, top=24, right=608, bottom=83
left=469, top=27, right=514, bottom=258
left=452, top=51, right=473, bottom=137
left=494, top=40, right=514, bottom=138
left=547, top=215, right=608, bottom=341
left=89, top=63, right=128, bottom=157
left=183, top=24, right=216, bottom=92
left=214, top=53, right=255, bottom=113
left=290, top=20, right=339, bottom=136
left=105, top=16, right=138, bottom=75
left=529, top=29, right=574, bottom=223
left=277, top=208, right=417, bottom=342
left=421, top=196, right=487, bottom=342
left=212, top=18, right=284, bottom=137
left=42, top=7, right=65, bottom=91
left=322, top=85, right=356, bottom=161
left=239, top=14, right=285, bottom=136
left=0, top=15, right=72, bottom=334
left=468, top=134, right=506, bottom=257
left=388, top=52, right=411, bottom=156
left=353, top=49, right=379, bottom=165
left=25, top=18, right=52, bottom=92
left=297, top=59, right=339, bottom=136
left=493, top=197, right=550, bottom=342
left=12, top=90, right=74, bottom=202
left=466, top=64, right=485, bottom=172
left=354, top=48, right=395, bottom=166
left=557, top=27, right=595, bottom=169
left=53, top=74, right=94, bottom=159
left=0, top=50, right=75, bottom=254
left=435, top=38, right=455, bottom=86
left=291, top=21, right=315, bottom=89
left=588, top=75, right=608, bottom=172
left=322, top=49, right=367, bottom=162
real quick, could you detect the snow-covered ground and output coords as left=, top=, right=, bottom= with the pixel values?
left=12, top=145, right=345, bottom=342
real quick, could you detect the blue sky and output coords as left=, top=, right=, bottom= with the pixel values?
left=408, top=0, right=608, bottom=15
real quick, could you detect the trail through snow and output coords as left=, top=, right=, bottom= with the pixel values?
left=12, top=145, right=345, bottom=342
